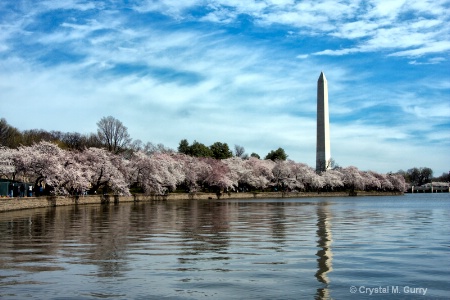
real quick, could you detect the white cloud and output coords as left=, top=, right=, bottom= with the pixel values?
left=390, top=41, right=450, bottom=57
left=200, top=9, right=237, bottom=24
left=132, top=0, right=199, bottom=18
left=120, top=0, right=450, bottom=59
left=0, top=0, right=448, bottom=175
left=40, top=0, right=98, bottom=11
left=313, top=48, right=359, bottom=56
left=330, top=21, right=379, bottom=39
left=409, top=57, right=447, bottom=65
left=316, top=13, right=448, bottom=57
left=296, top=54, right=309, bottom=59
left=403, top=103, right=450, bottom=119
left=365, top=0, right=409, bottom=20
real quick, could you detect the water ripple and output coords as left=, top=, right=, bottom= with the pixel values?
left=0, top=194, right=448, bottom=299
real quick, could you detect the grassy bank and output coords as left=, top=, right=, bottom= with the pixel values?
left=0, top=191, right=404, bottom=213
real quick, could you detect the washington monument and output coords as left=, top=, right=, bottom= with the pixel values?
left=316, top=71, right=331, bottom=172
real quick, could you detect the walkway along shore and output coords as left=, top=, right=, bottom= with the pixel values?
left=0, top=191, right=404, bottom=213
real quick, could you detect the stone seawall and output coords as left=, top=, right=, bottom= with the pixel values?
left=0, top=191, right=403, bottom=213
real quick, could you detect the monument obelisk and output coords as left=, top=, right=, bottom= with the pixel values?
left=316, top=71, right=331, bottom=172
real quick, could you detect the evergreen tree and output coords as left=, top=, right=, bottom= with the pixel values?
left=178, top=139, right=191, bottom=155
left=250, top=152, right=260, bottom=159
left=190, top=141, right=213, bottom=157
left=265, top=147, right=288, bottom=161
left=210, top=142, right=233, bottom=159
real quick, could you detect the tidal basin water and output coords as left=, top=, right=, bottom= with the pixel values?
left=0, top=194, right=449, bottom=299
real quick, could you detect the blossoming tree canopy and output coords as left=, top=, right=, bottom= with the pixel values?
left=78, top=147, right=130, bottom=195
left=0, top=141, right=406, bottom=196
left=0, top=146, right=15, bottom=177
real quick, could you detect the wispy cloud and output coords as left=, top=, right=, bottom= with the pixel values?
left=0, top=0, right=448, bottom=175
left=128, top=0, right=450, bottom=58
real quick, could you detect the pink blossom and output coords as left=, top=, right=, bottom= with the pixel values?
left=243, top=158, right=275, bottom=189
left=321, top=169, right=344, bottom=190
left=341, top=166, right=366, bottom=191
left=202, top=157, right=234, bottom=191
left=128, top=151, right=184, bottom=195
left=77, top=147, right=130, bottom=195
left=0, top=147, right=15, bottom=178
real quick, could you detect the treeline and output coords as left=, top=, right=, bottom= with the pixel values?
left=397, top=167, right=449, bottom=186
left=0, top=118, right=102, bottom=150
left=0, top=117, right=446, bottom=192
left=0, top=117, right=287, bottom=161
left=177, top=139, right=288, bottom=161
left=1, top=141, right=406, bottom=196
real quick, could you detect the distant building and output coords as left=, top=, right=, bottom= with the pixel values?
left=411, top=182, right=450, bottom=193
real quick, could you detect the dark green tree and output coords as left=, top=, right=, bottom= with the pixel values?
left=407, top=167, right=420, bottom=184
left=210, top=142, right=233, bottom=159
left=407, top=167, right=433, bottom=186
left=61, top=132, right=85, bottom=150
left=419, top=167, right=433, bottom=185
left=0, top=118, right=22, bottom=148
left=265, top=147, right=288, bottom=161
left=250, top=152, right=260, bottom=159
left=436, top=171, right=450, bottom=182
left=190, top=140, right=213, bottom=157
left=178, top=139, right=190, bottom=155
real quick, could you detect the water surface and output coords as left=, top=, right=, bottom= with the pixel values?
left=0, top=193, right=449, bottom=299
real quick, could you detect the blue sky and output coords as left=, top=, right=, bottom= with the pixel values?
left=0, top=0, right=449, bottom=176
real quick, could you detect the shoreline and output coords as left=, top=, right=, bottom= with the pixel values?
left=0, top=191, right=404, bottom=213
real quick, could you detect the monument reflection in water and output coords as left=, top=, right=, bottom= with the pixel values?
left=315, top=204, right=333, bottom=299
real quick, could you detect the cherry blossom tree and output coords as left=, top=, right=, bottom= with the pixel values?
left=366, top=171, right=392, bottom=191
left=12, top=141, right=85, bottom=195
left=288, top=161, right=322, bottom=191
left=321, top=169, right=344, bottom=191
left=127, top=151, right=147, bottom=187
left=242, top=157, right=275, bottom=190
left=341, top=166, right=365, bottom=193
left=77, top=147, right=129, bottom=195
left=388, top=173, right=406, bottom=192
left=272, top=160, right=297, bottom=191
left=128, top=151, right=184, bottom=195
left=2, top=138, right=407, bottom=196
left=202, top=158, right=234, bottom=193
left=270, top=160, right=323, bottom=192
left=177, top=154, right=211, bottom=192
left=57, top=151, right=91, bottom=195
left=150, top=152, right=185, bottom=193
left=0, top=147, right=15, bottom=179
left=223, top=157, right=248, bottom=190
left=363, top=171, right=383, bottom=191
